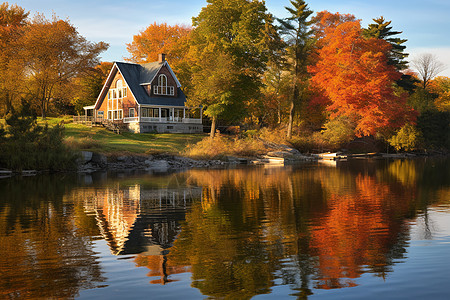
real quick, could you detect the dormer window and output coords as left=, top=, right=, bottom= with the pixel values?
left=153, top=74, right=174, bottom=96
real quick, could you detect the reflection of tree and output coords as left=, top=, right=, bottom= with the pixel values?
left=0, top=175, right=105, bottom=299
left=177, top=162, right=431, bottom=297
left=169, top=203, right=274, bottom=299
left=135, top=254, right=190, bottom=285
left=309, top=175, right=414, bottom=288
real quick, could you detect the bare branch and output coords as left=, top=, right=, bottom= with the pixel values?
left=412, top=53, right=446, bottom=89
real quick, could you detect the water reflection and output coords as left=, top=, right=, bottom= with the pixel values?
left=0, top=158, right=449, bottom=298
left=0, top=174, right=105, bottom=299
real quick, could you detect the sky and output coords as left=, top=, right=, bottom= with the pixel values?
left=12, top=0, right=450, bottom=77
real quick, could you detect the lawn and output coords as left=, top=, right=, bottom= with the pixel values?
left=39, top=117, right=206, bottom=155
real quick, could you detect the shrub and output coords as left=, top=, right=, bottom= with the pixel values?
left=0, top=112, right=76, bottom=171
left=64, top=136, right=100, bottom=150
left=388, top=124, right=423, bottom=152
left=321, top=117, right=356, bottom=149
left=185, top=133, right=267, bottom=159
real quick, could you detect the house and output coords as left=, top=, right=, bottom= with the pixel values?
left=84, top=54, right=203, bottom=133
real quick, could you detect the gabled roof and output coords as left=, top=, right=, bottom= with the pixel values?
left=94, top=60, right=186, bottom=109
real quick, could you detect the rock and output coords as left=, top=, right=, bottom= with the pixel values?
left=79, top=151, right=93, bottom=163
left=267, top=151, right=293, bottom=158
left=78, top=162, right=97, bottom=173
left=91, top=152, right=107, bottom=167
left=146, top=160, right=169, bottom=172
left=116, top=155, right=130, bottom=162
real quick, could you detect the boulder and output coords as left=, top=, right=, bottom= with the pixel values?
left=91, top=152, right=107, bottom=167
left=79, top=151, right=93, bottom=163
left=146, top=160, right=169, bottom=172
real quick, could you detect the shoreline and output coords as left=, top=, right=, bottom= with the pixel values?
left=1, top=150, right=448, bottom=179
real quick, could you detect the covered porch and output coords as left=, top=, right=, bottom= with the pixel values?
left=123, top=106, right=202, bottom=125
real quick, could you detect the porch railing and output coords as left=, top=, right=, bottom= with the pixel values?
left=124, top=117, right=202, bottom=124
left=123, top=117, right=139, bottom=123
left=73, top=115, right=94, bottom=124
left=73, top=115, right=104, bottom=125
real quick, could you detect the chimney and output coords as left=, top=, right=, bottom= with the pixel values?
left=158, top=53, right=166, bottom=63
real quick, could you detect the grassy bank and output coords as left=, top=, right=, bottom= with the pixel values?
left=39, top=117, right=206, bottom=155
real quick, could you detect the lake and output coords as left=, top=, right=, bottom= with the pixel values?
left=1, top=157, right=449, bottom=299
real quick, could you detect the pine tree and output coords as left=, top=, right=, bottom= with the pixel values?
left=278, top=0, right=314, bottom=139
left=363, top=17, right=408, bottom=71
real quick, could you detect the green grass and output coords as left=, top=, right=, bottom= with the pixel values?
left=37, top=117, right=206, bottom=155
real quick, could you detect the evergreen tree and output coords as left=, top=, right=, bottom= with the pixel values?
left=364, top=17, right=418, bottom=95
left=278, top=0, right=314, bottom=139
left=363, top=17, right=408, bottom=70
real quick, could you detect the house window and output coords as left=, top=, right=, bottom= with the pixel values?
left=142, top=108, right=160, bottom=118
left=153, top=74, right=174, bottom=96
left=107, top=83, right=124, bottom=120
left=129, top=108, right=135, bottom=117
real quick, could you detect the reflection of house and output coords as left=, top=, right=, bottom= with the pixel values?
left=81, top=184, right=202, bottom=256
left=83, top=54, right=203, bottom=133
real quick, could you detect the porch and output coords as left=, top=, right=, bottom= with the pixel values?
left=123, top=116, right=202, bottom=124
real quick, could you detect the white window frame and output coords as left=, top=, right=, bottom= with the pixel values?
left=129, top=108, right=135, bottom=118
left=153, top=74, right=175, bottom=96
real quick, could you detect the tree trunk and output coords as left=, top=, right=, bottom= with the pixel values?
left=41, top=97, right=47, bottom=119
left=210, top=116, right=216, bottom=138
left=286, top=100, right=294, bottom=139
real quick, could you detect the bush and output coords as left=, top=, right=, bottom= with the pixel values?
left=0, top=112, right=76, bottom=171
left=64, top=136, right=100, bottom=150
left=185, top=133, right=267, bottom=159
left=388, top=124, right=423, bottom=152
left=321, top=117, right=356, bottom=149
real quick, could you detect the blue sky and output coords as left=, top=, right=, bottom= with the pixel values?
left=12, top=0, right=450, bottom=76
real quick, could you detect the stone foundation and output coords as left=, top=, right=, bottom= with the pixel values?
left=127, top=122, right=203, bottom=134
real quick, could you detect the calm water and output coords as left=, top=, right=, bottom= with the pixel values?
left=1, top=158, right=449, bottom=299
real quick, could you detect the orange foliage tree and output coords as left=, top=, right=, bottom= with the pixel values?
left=309, top=13, right=415, bottom=136
left=126, top=22, right=191, bottom=67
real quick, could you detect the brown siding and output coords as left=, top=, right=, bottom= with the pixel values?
left=150, top=65, right=178, bottom=97
left=97, top=71, right=138, bottom=119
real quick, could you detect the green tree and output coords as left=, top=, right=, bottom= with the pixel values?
left=363, top=17, right=408, bottom=70
left=0, top=3, right=29, bottom=117
left=388, top=123, right=423, bottom=152
left=187, top=0, right=275, bottom=138
left=363, top=17, right=418, bottom=94
left=71, top=62, right=113, bottom=114
left=20, top=14, right=108, bottom=118
left=278, top=0, right=314, bottom=139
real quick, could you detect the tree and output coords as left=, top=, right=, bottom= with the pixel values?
left=278, top=0, right=314, bottom=139
left=261, top=61, right=291, bottom=126
left=187, top=0, right=276, bottom=138
left=309, top=16, right=415, bottom=136
left=363, top=17, right=408, bottom=70
left=0, top=3, right=29, bottom=116
left=429, top=76, right=450, bottom=111
left=20, top=14, right=108, bottom=118
left=126, top=22, right=191, bottom=69
left=71, top=62, right=113, bottom=114
left=412, top=53, right=446, bottom=89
